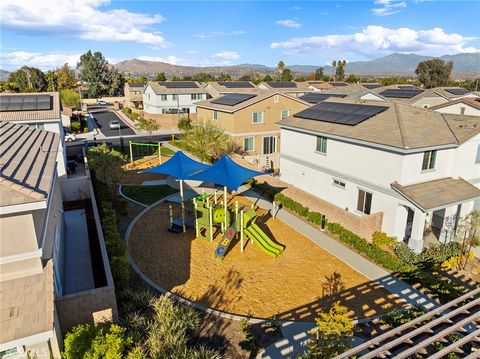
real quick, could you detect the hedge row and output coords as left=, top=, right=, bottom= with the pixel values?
left=326, top=222, right=416, bottom=273
left=273, top=193, right=324, bottom=226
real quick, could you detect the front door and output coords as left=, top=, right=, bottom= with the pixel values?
left=404, top=206, right=414, bottom=241
left=263, top=136, right=276, bottom=155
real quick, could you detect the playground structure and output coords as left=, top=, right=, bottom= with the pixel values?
left=129, top=141, right=163, bottom=165
left=192, top=193, right=284, bottom=259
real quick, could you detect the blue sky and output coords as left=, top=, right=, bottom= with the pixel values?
left=1, top=0, right=479, bottom=71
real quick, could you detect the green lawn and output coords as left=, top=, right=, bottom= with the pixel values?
left=122, top=185, right=178, bottom=205
left=156, top=146, right=176, bottom=157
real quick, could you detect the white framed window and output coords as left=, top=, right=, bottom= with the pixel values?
left=422, top=150, right=436, bottom=171
left=161, top=94, right=167, bottom=101
left=273, top=95, right=279, bottom=103
left=333, top=179, right=346, bottom=189
left=252, top=111, right=264, bottom=124
left=281, top=109, right=289, bottom=120
left=460, top=107, right=466, bottom=115
left=357, top=189, right=372, bottom=215
left=475, top=145, right=480, bottom=164
left=263, top=136, right=276, bottom=155
left=316, top=136, right=327, bottom=154
left=148, top=93, right=151, bottom=100
left=213, top=110, right=218, bottom=120
left=172, top=94, right=178, bottom=101
left=244, top=137, right=255, bottom=152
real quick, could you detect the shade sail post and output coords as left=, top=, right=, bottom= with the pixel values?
left=240, top=209, right=244, bottom=253
left=224, top=186, right=228, bottom=232
left=180, top=180, right=186, bottom=233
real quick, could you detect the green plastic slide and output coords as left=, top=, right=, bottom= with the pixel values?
left=244, top=223, right=284, bottom=258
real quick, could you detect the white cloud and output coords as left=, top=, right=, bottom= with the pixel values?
left=0, top=51, right=82, bottom=70
left=372, top=0, right=407, bottom=16
left=276, top=19, right=301, bottom=29
left=193, top=30, right=245, bottom=39
left=270, top=26, right=478, bottom=58
left=0, top=0, right=168, bottom=48
left=136, top=55, right=184, bottom=65
left=212, top=51, right=240, bottom=60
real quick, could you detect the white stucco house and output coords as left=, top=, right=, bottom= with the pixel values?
left=0, top=92, right=67, bottom=178
left=143, top=81, right=210, bottom=115
left=430, top=97, right=480, bottom=116
left=279, top=98, right=480, bottom=253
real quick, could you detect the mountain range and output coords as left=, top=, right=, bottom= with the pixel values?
left=112, top=53, right=480, bottom=78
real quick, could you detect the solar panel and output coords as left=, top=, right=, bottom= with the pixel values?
left=161, top=81, right=199, bottom=88
left=445, top=88, right=470, bottom=95
left=218, top=81, right=254, bottom=88
left=299, top=93, right=347, bottom=104
left=267, top=82, right=297, bottom=88
left=329, top=82, right=348, bottom=87
left=379, top=89, right=424, bottom=98
left=293, top=102, right=388, bottom=126
left=0, top=94, right=53, bottom=112
left=398, top=85, right=419, bottom=90
left=211, top=93, right=257, bottom=106
left=363, top=84, right=382, bottom=89
left=128, top=82, right=145, bottom=88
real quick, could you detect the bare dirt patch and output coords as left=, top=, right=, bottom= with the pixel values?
left=129, top=195, right=403, bottom=322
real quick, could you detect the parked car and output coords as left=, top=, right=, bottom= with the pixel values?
left=98, top=100, right=108, bottom=106
left=109, top=120, right=121, bottom=130
left=64, top=132, right=77, bottom=142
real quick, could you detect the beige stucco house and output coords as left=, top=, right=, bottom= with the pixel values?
left=196, top=92, right=310, bottom=170
left=123, top=82, right=145, bottom=109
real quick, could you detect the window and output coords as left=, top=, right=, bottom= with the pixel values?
left=213, top=110, right=218, bottom=120
left=476, top=145, right=480, bottom=164
left=263, top=136, right=276, bottom=155
left=161, top=94, right=167, bottom=101
left=357, top=189, right=372, bottom=215
left=172, top=94, right=178, bottom=101
left=252, top=111, right=264, bottom=124
left=460, top=107, right=466, bottom=115
left=333, top=179, right=346, bottom=188
left=244, top=137, right=255, bottom=152
left=148, top=93, right=151, bottom=100
left=316, top=136, right=327, bottom=154
left=28, top=123, right=44, bottom=130
left=281, top=109, right=289, bottom=120
left=273, top=95, right=279, bottom=103
left=191, top=94, right=202, bottom=100
left=422, top=150, right=437, bottom=171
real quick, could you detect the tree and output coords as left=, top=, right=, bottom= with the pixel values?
left=415, top=59, right=453, bottom=88
left=217, top=73, right=232, bottom=81
left=331, top=60, right=337, bottom=80
left=153, top=72, right=166, bottom=81
left=304, top=302, right=354, bottom=358
left=60, top=89, right=81, bottom=110
left=238, top=74, right=252, bottom=82
left=346, top=73, right=359, bottom=83
left=56, top=63, right=78, bottom=90
left=281, top=68, right=292, bottom=82
left=135, top=117, right=160, bottom=134
left=194, top=73, right=215, bottom=82
left=171, top=75, right=182, bottom=81
left=8, top=66, right=47, bottom=92
left=46, top=70, right=58, bottom=91
left=445, top=210, right=480, bottom=270
left=335, top=60, right=347, bottom=81
left=182, top=121, right=239, bottom=163
left=314, top=67, right=324, bottom=81
left=108, top=68, right=125, bottom=96
left=77, top=50, right=110, bottom=98
left=262, top=74, right=273, bottom=82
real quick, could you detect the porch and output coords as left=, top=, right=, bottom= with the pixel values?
left=392, top=177, right=480, bottom=253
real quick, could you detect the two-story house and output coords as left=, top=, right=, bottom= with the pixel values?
left=430, top=97, right=480, bottom=116
left=278, top=98, right=480, bottom=253
left=195, top=91, right=310, bottom=170
left=0, top=122, right=64, bottom=358
left=0, top=92, right=67, bottom=178
left=143, top=81, right=209, bottom=115
left=123, top=82, right=145, bottom=109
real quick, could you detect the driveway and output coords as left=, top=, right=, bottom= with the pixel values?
left=91, top=110, right=135, bottom=137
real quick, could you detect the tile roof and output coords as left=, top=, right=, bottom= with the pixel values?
left=0, top=122, right=60, bottom=206
left=279, top=98, right=462, bottom=150
left=259, top=81, right=314, bottom=92
left=146, top=81, right=208, bottom=95
left=125, top=82, right=146, bottom=89
left=195, top=91, right=310, bottom=113
left=0, top=92, right=61, bottom=122
left=443, top=114, right=480, bottom=144
left=204, top=81, right=258, bottom=94
left=391, top=178, right=480, bottom=211
left=0, top=260, right=54, bottom=345
left=430, top=97, right=480, bottom=111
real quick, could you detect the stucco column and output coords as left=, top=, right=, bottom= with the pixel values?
left=393, top=205, right=409, bottom=242
left=408, top=209, right=426, bottom=253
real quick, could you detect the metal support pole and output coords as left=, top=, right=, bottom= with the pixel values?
left=272, top=201, right=276, bottom=219
left=158, top=142, right=161, bottom=165
left=180, top=180, right=186, bottom=233
left=224, top=186, right=228, bottom=232
left=193, top=198, right=198, bottom=237
left=209, top=204, right=213, bottom=242
left=214, top=190, right=218, bottom=205
left=169, top=205, right=173, bottom=227
left=240, top=209, right=244, bottom=253
left=235, top=201, right=239, bottom=227
left=129, top=141, right=133, bottom=164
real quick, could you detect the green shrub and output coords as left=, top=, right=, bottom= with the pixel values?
left=71, top=121, right=81, bottom=133
left=239, top=318, right=259, bottom=354
left=420, top=241, right=462, bottom=265
left=178, top=117, right=192, bottom=131
left=83, top=127, right=89, bottom=133
left=246, top=178, right=257, bottom=188
left=377, top=305, right=427, bottom=328
left=372, top=231, right=397, bottom=251
left=327, top=222, right=415, bottom=272
left=394, top=243, right=421, bottom=265
left=255, top=182, right=278, bottom=201
left=274, top=193, right=310, bottom=217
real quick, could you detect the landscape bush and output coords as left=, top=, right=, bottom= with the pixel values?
left=70, top=121, right=81, bottom=133
left=377, top=305, right=427, bottom=328
left=372, top=231, right=397, bottom=251
left=239, top=318, right=259, bottom=354
left=178, top=117, right=192, bottom=131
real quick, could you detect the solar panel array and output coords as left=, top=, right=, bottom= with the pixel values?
left=218, top=81, right=254, bottom=88
left=330, top=82, right=348, bottom=87
left=398, top=85, right=420, bottom=90
left=0, top=94, right=52, bottom=112
left=267, top=82, right=297, bottom=88
left=445, top=88, right=470, bottom=95
left=299, top=93, right=347, bottom=104
left=379, top=89, right=424, bottom=98
left=294, top=102, right=388, bottom=126
left=128, top=82, right=145, bottom=88
left=211, top=93, right=257, bottom=106
left=362, top=84, right=382, bottom=89
left=160, top=81, right=199, bottom=88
